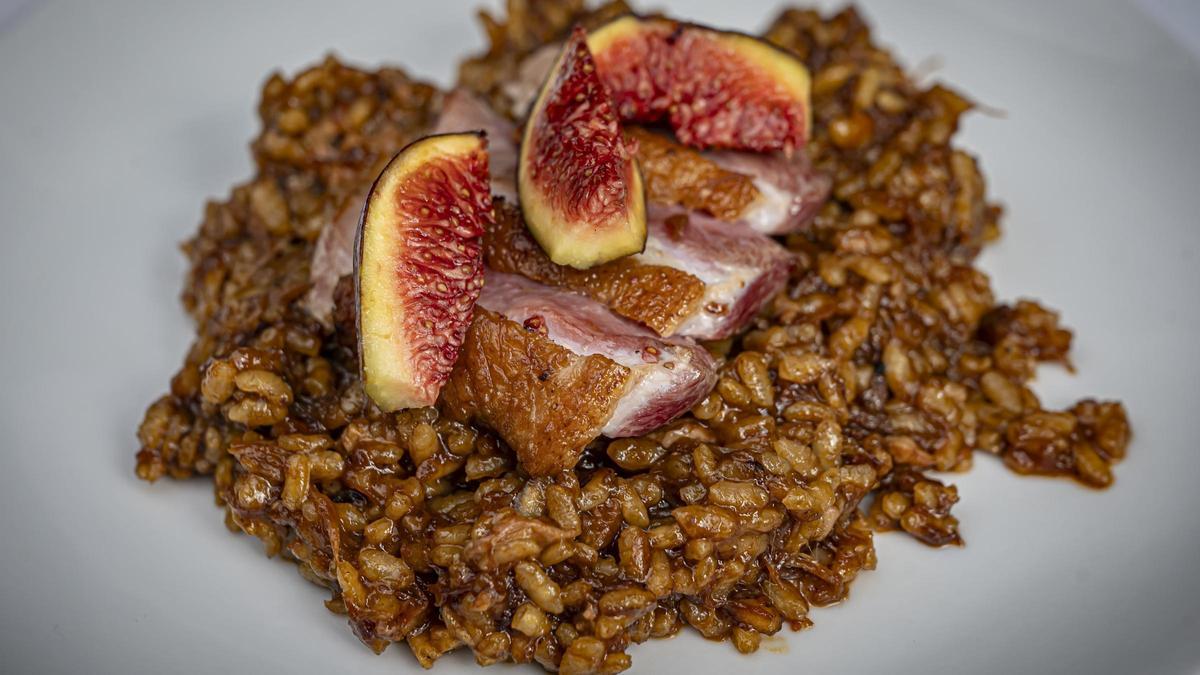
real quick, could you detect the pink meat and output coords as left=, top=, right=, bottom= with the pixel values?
left=478, top=272, right=716, bottom=437
left=303, top=191, right=365, bottom=327
left=636, top=205, right=795, bottom=340
left=707, top=149, right=832, bottom=235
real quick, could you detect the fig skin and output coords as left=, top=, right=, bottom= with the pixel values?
left=587, top=15, right=812, bottom=152
left=518, top=26, right=648, bottom=270
left=356, top=132, right=492, bottom=412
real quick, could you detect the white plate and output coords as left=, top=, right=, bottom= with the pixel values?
left=2, top=1, right=1198, bottom=673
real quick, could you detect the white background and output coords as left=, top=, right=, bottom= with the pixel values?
left=1, top=2, right=1199, bottom=674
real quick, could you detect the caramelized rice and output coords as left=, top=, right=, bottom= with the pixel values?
left=136, top=2, right=1130, bottom=671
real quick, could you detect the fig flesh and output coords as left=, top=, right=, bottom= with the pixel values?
left=518, top=26, right=647, bottom=270
left=356, top=132, right=492, bottom=411
left=588, top=16, right=812, bottom=152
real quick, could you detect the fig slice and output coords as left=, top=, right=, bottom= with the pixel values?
left=356, top=132, right=492, bottom=411
left=518, top=26, right=647, bottom=270
left=587, top=16, right=812, bottom=152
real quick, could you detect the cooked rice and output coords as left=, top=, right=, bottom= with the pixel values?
left=135, top=2, right=1130, bottom=671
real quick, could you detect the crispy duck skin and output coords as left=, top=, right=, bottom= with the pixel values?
left=626, top=126, right=762, bottom=221
left=440, top=307, right=630, bottom=476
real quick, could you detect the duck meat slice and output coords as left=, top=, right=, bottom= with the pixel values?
left=630, top=126, right=830, bottom=235
left=638, top=205, right=795, bottom=340
left=705, top=146, right=832, bottom=235
left=485, top=200, right=793, bottom=341
left=484, top=200, right=707, bottom=337
left=441, top=271, right=716, bottom=475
